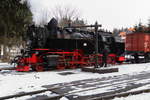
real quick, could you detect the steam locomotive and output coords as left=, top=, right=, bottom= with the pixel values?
left=13, top=18, right=125, bottom=71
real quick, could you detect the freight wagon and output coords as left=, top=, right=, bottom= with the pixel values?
left=125, top=32, right=150, bottom=63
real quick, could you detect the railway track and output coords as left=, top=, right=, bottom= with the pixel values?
left=42, top=72, right=150, bottom=100
left=89, top=88, right=150, bottom=100
left=0, top=67, right=15, bottom=71
left=1, top=71, right=150, bottom=100
left=0, top=62, right=129, bottom=72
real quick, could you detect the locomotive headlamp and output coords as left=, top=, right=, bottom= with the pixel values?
left=83, top=43, right=87, bottom=46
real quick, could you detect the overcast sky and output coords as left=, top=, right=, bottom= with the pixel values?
left=28, top=0, right=150, bottom=31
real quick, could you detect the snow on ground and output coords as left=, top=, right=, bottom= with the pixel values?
left=1, top=63, right=150, bottom=99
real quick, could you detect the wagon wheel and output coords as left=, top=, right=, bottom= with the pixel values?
left=144, top=53, right=150, bottom=63
left=35, top=66, right=44, bottom=72
left=57, top=64, right=66, bottom=70
left=69, top=65, right=76, bottom=69
left=106, top=57, right=116, bottom=67
left=117, top=61, right=123, bottom=64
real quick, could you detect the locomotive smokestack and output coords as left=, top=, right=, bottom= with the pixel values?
left=47, top=18, right=58, bottom=31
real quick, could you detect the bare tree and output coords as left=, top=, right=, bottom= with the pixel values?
left=33, top=8, right=51, bottom=26
left=52, top=5, right=81, bottom=27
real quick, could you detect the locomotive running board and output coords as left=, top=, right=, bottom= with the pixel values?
left=81, top=67, right=118, bottom=74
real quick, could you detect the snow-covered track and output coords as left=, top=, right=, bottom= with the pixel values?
left=88, top=88, right=150, bottom=100
left=0, top=76, right=115, bottom=99
left=46, top=71, right=150, bottom=100
left=2, top=71, right=150, bottom=100
left=44, top=88, right=150, bottom=100
left=0, top=77, right=109, bottom=99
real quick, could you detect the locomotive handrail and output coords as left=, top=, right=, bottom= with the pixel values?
left=64, top=24, right=102, bottom=29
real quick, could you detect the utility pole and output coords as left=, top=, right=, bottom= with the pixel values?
left=94, top=21, right=99, bottom=68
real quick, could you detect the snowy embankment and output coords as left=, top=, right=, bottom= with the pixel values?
left=1, top=63, right=150, bottom=99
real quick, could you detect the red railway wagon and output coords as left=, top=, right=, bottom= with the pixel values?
left=125, top=32, right=150, bottom=63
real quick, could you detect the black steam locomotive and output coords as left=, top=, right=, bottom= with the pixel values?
left=13, top=18, right=125, bottom=71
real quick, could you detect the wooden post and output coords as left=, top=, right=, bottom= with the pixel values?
left=94, top=22, right=99, bottom=68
